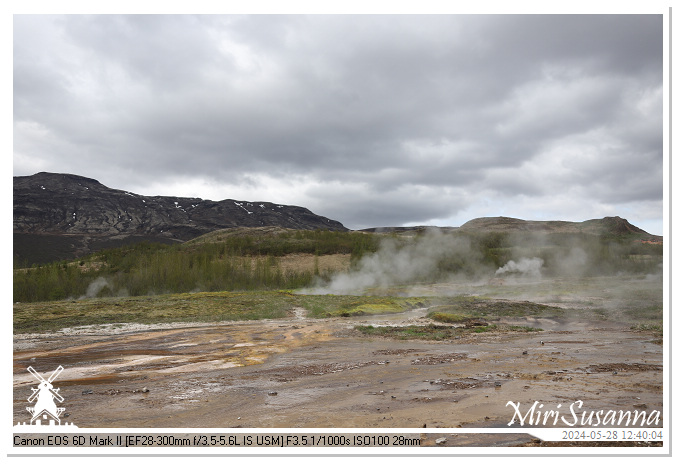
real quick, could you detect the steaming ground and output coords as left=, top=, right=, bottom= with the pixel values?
left=13, top=273, right=663, bottom=436
left=301, top=229, right=662, bottom=307
left=495, top=257, right=544, bottom=278
left=81, top=276, right=129, bottom=299
left=302, top=229, right=491, bottom=295
left=13, top=230, right=663, bottom=439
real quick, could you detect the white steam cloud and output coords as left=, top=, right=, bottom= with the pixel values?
left=304, top=229, right=486, bottom=295
left=85, top=276, right=111, bottom=298
left=81, top=276, right=129, bottom=299
left=495, top=257, right=544, bottom=278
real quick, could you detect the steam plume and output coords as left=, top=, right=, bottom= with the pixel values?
left=305, top=229, right=486, bottom=295
left=495, top=257, right=544, bottom=278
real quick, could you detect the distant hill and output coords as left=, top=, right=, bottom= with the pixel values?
left=360, top=216, right=660, bottom=242
left=14, top=172, right=347, bottom=264
left=457, top=216, right=661, bottom=240
left=358, top=226, right=458, bottom=235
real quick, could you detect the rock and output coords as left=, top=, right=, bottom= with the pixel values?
left=435, top=438, right=446, bottom=445
left=267, top=391, right=278, bottom=396
left=82, top=389, right=93, bottom=395
left=141, top=387, right=150, bottom=393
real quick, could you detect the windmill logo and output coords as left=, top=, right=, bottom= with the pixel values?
left=15, top=365, right=78, bottom=429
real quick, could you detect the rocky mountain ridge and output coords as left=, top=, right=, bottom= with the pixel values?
left=14, top=172, right=346, bottom=264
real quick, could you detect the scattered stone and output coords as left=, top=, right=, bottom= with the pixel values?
left=268, top=391, right=278, bottom=396
left=82, top=389, right=93, bottom=395
left=633, top=403, right=648, bottom=408
left=435, top=437, right=446, bottom=445
left=522, top=351, right=528, bottom=355
left=494, top=381, right=502, bottom=387
left=141, top=387, right=150, bottom=393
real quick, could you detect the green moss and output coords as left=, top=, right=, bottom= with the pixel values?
left=355, top=323, right=541, bottom=340
left=427, top=297, right=564, bottom=319
left=14, top=291, right=431, bottom=333
left=355, top=324, right=458, bottom=340
left=428, top=312, right=474, bottom=323
left=13, top=290, right=296, bottom=333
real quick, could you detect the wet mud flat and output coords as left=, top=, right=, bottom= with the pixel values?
left=13, top=307, right=663, bottom=446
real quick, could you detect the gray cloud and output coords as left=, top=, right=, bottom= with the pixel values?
left=13, top=14, right=664, bottom=234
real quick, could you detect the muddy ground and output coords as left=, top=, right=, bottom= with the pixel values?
left=13, top=278, right=664, bottom=447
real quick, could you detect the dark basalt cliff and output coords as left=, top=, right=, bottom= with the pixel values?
left=14, top=172, right=347, bottom=264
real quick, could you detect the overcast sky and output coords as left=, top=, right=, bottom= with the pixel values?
left=13, top=13, right=665, bottom=235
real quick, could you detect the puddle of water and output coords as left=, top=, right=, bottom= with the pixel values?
left=351, top=307, right=432, bottom=327
left=160, top=359, right=241, bottom=373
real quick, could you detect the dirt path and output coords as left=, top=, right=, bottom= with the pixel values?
left=13, top=306, right=663, bottom=436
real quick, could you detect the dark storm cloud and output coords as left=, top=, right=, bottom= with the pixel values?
left=13, top=14, right=664, bottom=233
